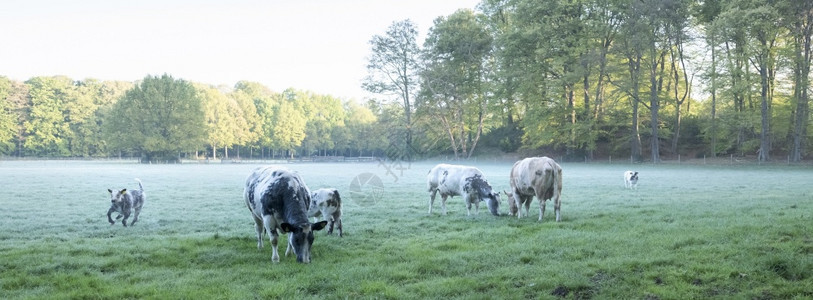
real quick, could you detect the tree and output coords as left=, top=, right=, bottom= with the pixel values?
left=274, top=90, right=307, bottom=158
left=198, top=84, right=248, bottom=159
left=783, top=0, right=813, bottom=161
left=23, top=76, right=74, bottom=156
left=103, top=74, right=205, bottom=163
left=420, top=9, right=493, bottom=159
left=363, top=19, right=421, bottom=160
left=0, top=77, right=16, bottom=154
left=234, top=81, right=277, bottom=158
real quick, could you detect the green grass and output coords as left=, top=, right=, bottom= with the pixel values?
left=1, top=160, right=811, bottom=299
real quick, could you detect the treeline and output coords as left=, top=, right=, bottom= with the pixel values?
left=2, top=0, right=813, bottom=162
left=0, top=75, right=387, bottom=162
left=366, top=0, right=813, bottom=162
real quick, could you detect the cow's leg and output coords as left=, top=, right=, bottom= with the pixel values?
left=538, top=199, right=547, bottom=222
left=554, top=177, right=562, bottom=222
left=253, top=216, right=264, bottom=249
left=262, top=215, right=280, bottom=262
left=428, top=189, right=437, bottom=214
left=511, top=189, right=521, bottom=219
left=327, top=215, right=335, bottom=235
left=131, top=207, right=141, bottom=226
left=441, top=194, right=448, bottom=215
left=121, top=211, right=130, bottom=227
left=523, top=197, right=532, bottom=218
left=465, top=195, right=473, bottom=216
left=336, top=217, right=343, bottom=237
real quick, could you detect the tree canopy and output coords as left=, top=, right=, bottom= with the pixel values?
left=1, top=0, right=812, bottom=162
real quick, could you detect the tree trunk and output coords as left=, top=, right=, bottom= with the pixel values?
left=649, top=47, right=660, bottom=163
left=628, top=53, right=643, bottom=162
left=758, top=60, right=771, bottom=162
left=792, top=15, right=812, bottom=162
left=710, top=32, right=718, bottom=158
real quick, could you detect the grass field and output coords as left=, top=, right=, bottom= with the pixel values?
left=1, top=160, right=811, bottom=299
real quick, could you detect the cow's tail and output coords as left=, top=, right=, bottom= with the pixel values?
left=135, top=178, right=144, bottom=192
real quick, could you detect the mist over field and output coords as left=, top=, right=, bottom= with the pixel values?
left=1, top=160, right=811, bottom=299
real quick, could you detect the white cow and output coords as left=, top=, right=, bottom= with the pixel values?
left=624, top=171, right=639, bottom=189
left=427, top=164, right=501, bottom=216
left=509, top=157, right=563, bottom=222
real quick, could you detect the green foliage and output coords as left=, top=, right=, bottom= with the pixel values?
left=23, top=76, right=74, bottom=156
left=419, top=9, right=494, bottom=159
left=103, top=74, right=205, bottom=162
left=0, top=77, right=16, bottom=153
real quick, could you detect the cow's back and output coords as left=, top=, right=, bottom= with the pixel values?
left=511, top=157, right=561, bottom=198
left=245, top=166, right=309, bottom=220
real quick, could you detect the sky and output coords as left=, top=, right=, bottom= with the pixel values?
left=0, top=0, right=481, bottom=100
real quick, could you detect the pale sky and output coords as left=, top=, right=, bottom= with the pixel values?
left=0, top=0, right=480, bottom=100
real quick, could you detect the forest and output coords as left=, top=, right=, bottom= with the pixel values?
left=0, top=0, right=811, bottom=163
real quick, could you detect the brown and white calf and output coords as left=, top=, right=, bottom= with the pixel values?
left=244, top=166, right=327, bottom=263
left=427, top=164, right=501, bottom=216
left=307, top=188, right=343, bottom=237
left=509, top=157, right=563, bottom=222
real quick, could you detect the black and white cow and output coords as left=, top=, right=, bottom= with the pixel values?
left=427, top=164, right=501, bottom=216
left=307, top=188, right=343, bottom=237
left=244, top=166, right=327, bottom=263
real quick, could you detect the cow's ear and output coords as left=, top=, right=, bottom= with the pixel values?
left=120, top=189, right=127, bottom=194
left=333, top=189, right=340, bottom=199
left=311, top=221, right=328, bottom=231
left=280, top=223, right=295, bottom=233
left=108, top=189, right=113, bottom=194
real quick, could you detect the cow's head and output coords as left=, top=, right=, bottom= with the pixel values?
left=108, top=188, right=127, bottom=205
left=281, top=221, right=328, bottom=263
left=485, top=191, right=501, bottom=216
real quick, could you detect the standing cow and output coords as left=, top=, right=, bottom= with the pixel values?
left=308, top=188, right=343, bottom=237
left=427, top=164, right=501, bottom=216
left=244, top=166, right=327, bottom=263
left=509, top=157, right=563, bottom=222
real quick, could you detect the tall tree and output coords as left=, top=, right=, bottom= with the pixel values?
left=420, top=9, right=493, bottom=159
left=23, top=76, right=74, bottom=156
left=198, top=84, right=248, bottom=159
left=0, top=77, right=16, bottom=153
left=783, top=0, right=813, bottom=161
left=364, top=19, right=421, bottom=160
left=234, top=81, right=277, bottom=158
left=103, top=74, right=205, bottom=163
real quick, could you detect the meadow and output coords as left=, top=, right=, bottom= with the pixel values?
left=0, top=159, right=811, bottom=299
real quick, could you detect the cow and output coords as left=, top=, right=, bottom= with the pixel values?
left=501, top=190, right=528, bottom=217
left=244, top=166, right=327, bottom=263
left=307, top=188, right=343, bottom=237
left=107, top=178, right=145, bottom=227
left=509, top=157, right=563, bottom=222
left=427, top=164, right=501, bottom=216
left=624, top=171, right=639, bottom=189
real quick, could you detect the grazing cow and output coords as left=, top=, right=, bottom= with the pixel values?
left=427, top=164, right=501, bottom=216
left=308, top=188, right=343, bottom=237
left=244, top=166, right=327, bottom=263
left=502, top=190, right=528, bottom=217
left=107, top=178, right=145, bottom=227
left=509, top=157, right=563, bottom=222
left=624, top=171, right=639, bottom=189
